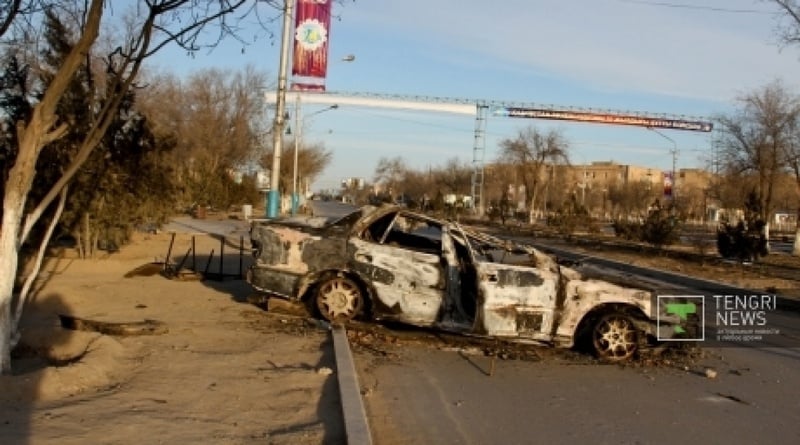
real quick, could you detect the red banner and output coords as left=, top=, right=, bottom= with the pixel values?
left=291, top=0, right=332, bottom=92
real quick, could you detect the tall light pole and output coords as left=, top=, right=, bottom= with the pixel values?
left=291, top=98, right=338, bottom=215
left=648, top=127, right=679, bottom=200
left=267, top=0, right=295, bottom=218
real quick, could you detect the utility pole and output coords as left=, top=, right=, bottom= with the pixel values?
left=267, top=0, right=295, bottom=218
left=292, top=95, right=301, bottom=215
left=648, top=127, right=678, bottom=200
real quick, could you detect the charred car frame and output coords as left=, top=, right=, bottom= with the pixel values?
left=247, top=205, right=680, bottom=361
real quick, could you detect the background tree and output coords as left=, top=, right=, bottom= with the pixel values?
left=771, top=1, right=800, bottom=47
left=607, top=179, right=658, bottom=220
left=497, top=126, right=570, bottom=223
left=714, top=80, right=800, bottom=253
left=261, top=142, right=333, bottom=206
left=0, top=0, right=284, bottom=374
left=138, top=67, right=267, bottom=211
left=373, top=156, right=409, bottom=202
left=434, top=157, right=472, bottom=195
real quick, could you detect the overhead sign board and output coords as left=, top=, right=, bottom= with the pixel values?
left=494, top=107, right=713, bottom=132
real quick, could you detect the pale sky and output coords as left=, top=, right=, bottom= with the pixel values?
left=150, top=0, right=800, bottom=191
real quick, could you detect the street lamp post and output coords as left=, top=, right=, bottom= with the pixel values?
left=648, top=127, right=679, bottom=200
left=267, top=0, right=295, bottom=218
left=292, top=95, right=301, bottom=215
left=291, top=99, right=339, bottom=215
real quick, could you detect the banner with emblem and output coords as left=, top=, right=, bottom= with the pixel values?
left=291, top=0, right=332, bottom=92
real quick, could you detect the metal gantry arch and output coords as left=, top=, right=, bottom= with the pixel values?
left=266, top=90, right=713, bottom=214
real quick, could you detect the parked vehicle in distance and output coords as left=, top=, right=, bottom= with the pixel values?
left=247, top=205, right=685, bottom=361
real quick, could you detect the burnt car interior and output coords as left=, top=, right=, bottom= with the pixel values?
left=361, top=212, right=442, bottom=255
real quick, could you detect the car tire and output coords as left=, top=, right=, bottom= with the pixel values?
left=315, top=276, right=363, bottom=322
left=590, top=312, right=639, bottom=361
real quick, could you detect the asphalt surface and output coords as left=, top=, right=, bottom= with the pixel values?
left=361, top=340, right=800, bottom=445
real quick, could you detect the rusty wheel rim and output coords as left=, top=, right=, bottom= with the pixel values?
left=317, top=277, right=361, bottom=322
left=592, top=314, right=638, bottom=361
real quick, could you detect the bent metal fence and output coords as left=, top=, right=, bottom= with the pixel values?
left=162, top=233, right=248, bottom=281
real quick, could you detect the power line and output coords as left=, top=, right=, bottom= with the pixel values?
left=618, top=0, right=775, bottom=14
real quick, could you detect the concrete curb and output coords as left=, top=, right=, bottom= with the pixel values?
left=331, top=325, right=373, bottom=445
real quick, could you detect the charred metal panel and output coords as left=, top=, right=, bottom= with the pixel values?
left=495, top=269, right=544, bottom=287
left=349, top=238, right=444, bottom=325
left=301, top=237, right=348, bottom=271
left=252, top=226, right=289, bottom=265
left=252, top=225, right=317, bottom=274
left=473, top=261, right=559, bottom=338
left=248, top=266, right=301, bottom=298
left=477, top=305, right=552, bottom=340
left=517, top=311, right=544, bottom=332
left=477, top=262, right=559, bottom=307
left=350, top=261, right=395, bottom=285
left=555, top=278, right=654, bottom=344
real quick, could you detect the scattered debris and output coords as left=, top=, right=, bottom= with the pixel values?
left=705, top=368, right=718, bottom=379
left=59, top=314, right=168, bottom=336
left=124, top=262, right=164, bottom=278
left=714, top=392, right=750, bottom=405
left=317, top=367, right=334, bottom=376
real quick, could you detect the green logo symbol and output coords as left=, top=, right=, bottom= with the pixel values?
left=665, top=302, right=697, bottom=334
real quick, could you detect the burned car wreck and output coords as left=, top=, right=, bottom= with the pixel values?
left=247, top=205, right=680, bottom=361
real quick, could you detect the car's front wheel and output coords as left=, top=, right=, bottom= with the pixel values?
left=315, top=276, right=363, bottom=322
left=591, top=313, right=639, bottom=361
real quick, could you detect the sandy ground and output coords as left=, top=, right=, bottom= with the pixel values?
left=0, top=231, right=344, bottom=445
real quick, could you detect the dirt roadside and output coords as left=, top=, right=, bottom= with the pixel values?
left=1, top=231, right=344, bottom=445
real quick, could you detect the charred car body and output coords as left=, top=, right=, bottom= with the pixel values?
left=247, top=205, right=680, bottom=361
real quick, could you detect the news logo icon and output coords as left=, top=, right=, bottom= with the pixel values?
left=657, top=295, right=705, bottom=341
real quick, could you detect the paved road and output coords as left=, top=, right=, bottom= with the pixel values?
left=357, top=241, right=800, bottom=444
left=162, top=216, right=250, bottom=238
left=306, top=199, right=359, bottom=218
left=361, top=339, right=799, bottom=445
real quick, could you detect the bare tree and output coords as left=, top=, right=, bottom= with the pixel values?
left=138, top=67, right=268, bottom=209
left=715, top=80, right=800, bottom=254
left=0, top=0, right=282, bottom=374
left=261, top=142, right=333, bottom=202
left=607, top=179, right=658, bottom=220
left=373, top=156, right=409, bottom=201
left=497, top=126, right=570, bottom=223
left=434, top=157, right=472, bottom=195
left=770, top=1, right=800, bottom=47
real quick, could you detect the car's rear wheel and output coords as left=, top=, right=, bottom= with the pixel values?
left=315, top=276, right=363, bottom=322
left=591, top=313, right=639, bottom=361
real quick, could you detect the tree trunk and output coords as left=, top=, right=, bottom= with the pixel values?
left=0, top=185, right=26, bottom=374
left=82, top=212, right=92, bottom=259
left=0, top=0, right=104, bottom=374
left=12, top=187, right=68, bottom=337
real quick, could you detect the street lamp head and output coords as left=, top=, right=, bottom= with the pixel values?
left=341, top=54, right=355, bottom=62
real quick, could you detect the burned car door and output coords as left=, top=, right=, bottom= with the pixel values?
left=454, top=230, right=561, bottom=341
left=349, top=211, right=446, bottom=325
